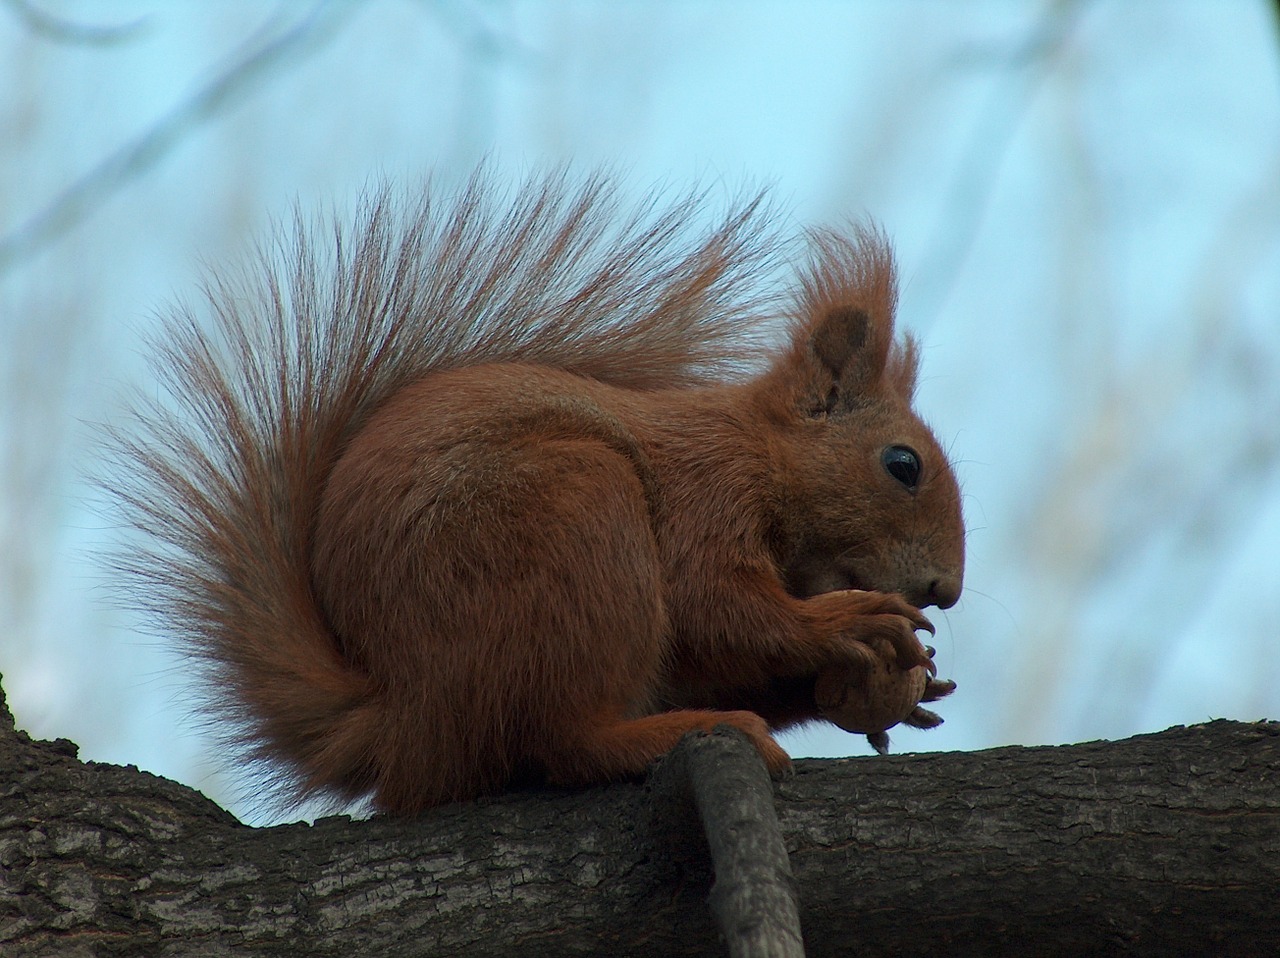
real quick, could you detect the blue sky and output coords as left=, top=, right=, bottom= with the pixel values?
left=1, top=1, right=1277, bottom=820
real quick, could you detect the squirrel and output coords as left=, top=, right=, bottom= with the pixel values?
left=110, top=171, right=964, bottom=815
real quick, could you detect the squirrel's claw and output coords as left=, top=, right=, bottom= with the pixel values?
left=904, top=606, right=936, bottom=637
left=866, top=730, right=891, bottom=754
left=922, top=676, right=956, bottom=703
left=902, top=706, right=944, bottom=730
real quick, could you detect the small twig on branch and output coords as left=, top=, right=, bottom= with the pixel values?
left=653, top=728, right=806, bottom=958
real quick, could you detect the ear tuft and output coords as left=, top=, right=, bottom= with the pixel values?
left=793, top=225, right=899, bottom=399
left=888, top=333, right=921, bottom=402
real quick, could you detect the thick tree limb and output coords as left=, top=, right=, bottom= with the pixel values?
left=1, top=675, right=1276, bottom=957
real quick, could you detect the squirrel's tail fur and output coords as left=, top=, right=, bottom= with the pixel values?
left=107, top=171, right=781, bottom=811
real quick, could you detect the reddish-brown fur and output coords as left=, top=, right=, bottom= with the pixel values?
left=110, top=171, right=964, bottom=815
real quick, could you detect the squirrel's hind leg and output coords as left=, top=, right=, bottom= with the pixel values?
left=540, top=709, right=793, bottom=784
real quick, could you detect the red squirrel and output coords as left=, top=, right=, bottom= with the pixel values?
left=112, top=172, right=964, bottom=815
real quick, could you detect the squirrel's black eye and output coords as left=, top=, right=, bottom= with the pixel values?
left=882, top=445, right=921, bottom=491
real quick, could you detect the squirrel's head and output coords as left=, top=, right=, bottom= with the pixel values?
left=764, top=227, right=965, bottom=610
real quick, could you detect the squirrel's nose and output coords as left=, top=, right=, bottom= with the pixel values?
left=926, top=576, right=961, bottom=610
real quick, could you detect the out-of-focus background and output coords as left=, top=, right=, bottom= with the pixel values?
left=2, top=1, right=1277, bottom=823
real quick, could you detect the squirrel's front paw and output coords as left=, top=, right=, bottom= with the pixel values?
left=814, top=641, right=954, bottom=750
left=821, top=589, right=936, bottom=673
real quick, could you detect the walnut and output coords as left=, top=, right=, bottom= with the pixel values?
left=815, top=647, right=955, bottom=754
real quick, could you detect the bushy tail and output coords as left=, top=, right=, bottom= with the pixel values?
left=105, top=170, right=782, bottom=811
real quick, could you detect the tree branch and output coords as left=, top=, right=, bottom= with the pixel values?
left=1, top=674, right=1276, bottom=957
left=650, top=727, right=804, bottom=958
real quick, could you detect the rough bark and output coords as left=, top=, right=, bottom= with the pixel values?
left=1, top=674, right=1277, bottom=958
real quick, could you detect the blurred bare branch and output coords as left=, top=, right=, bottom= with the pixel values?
left=422, top=0, right=543, bottom=66
left=2, top=0, right=149, bottom=46
left=913, top=0, right=1089, bottom=324
left=0, top=1, right=351, bottom=275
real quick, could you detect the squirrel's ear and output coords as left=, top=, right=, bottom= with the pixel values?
left=811, top=306, right=870, bottom=376
left=808, top=303, right=890, bottom=402
left=790, top=227, right=902, bottom=412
